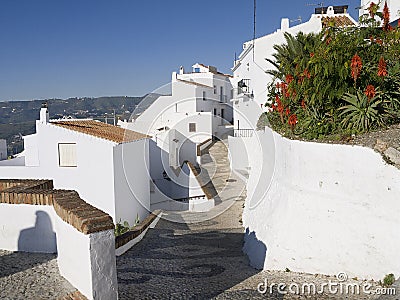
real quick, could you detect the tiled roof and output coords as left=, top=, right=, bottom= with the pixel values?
left=51, top=120, right=150, bottom=143
left=321, top=16, right=356, bottom=28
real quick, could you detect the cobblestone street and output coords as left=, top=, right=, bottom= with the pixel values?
left=0, top=250, right=76, bottom=300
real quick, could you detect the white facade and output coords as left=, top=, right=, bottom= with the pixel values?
left=231, top=7, right=357, bottom=129
left=0, top=109, right=151, bottom=226
left=120, top=63, right=234, bottom=143
left=230, top=127, right=400, bottom=280
left=0, top=139, right=6, bottom=161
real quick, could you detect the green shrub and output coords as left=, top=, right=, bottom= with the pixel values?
left=265, top=4, right=400, bottom=139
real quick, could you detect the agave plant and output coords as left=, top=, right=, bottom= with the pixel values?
left=339, top=90, right=385, bottom=132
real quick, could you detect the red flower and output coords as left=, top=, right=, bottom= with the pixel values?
left=275, top=95, right=284, bottom=113
left=303, top=69, right=311, bottom=79
left=368, top=2, right=377, bottom=18
left=351, top=53, right=363, bottom=83
left=310, top=52, right=314, bottom=58
left=376, top=38, right=383, bottom=45
left=285, top=108, right=291, bottom=116
left=364, top=85, right=376, bottom=100
left=301, top=99, right=306, bottom=109
left=326, top=37, right=332, bottom=45
left=377, top=57, right=388, bottom=77
left=288, top=114, right=298, bottom=128
left=383, top=1, right=390, bottom=31
left=285, top=74, right=294, bottom=85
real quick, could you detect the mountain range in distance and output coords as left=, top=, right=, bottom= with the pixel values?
left=0, top=95, right=145, bottom=155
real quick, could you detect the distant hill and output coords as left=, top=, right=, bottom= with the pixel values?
left=0, top=96, right=145, bottom=155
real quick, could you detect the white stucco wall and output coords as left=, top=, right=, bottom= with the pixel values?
left=0, top=203, right=118, bottom=300
left=0, top=204, right=57, bottom=252
left=113, top=139, right=150, bottom=225
left=241, top=127, right=400, bottom=280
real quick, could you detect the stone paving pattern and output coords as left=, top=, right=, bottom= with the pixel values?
left=0, top=250, right=76, bottom=300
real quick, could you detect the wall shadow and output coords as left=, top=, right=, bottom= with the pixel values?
left=18, top=211, right=57, bottom=253
left=242, top=228, right=267, bottom=270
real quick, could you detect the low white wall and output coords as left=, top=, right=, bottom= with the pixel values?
left=228, top=136, right=249, bottom=174
left=242, top=127, right=400, bottom=280
left=0, top=204, right=57, bottom=252
left=0, top=203, right=118, bottom=300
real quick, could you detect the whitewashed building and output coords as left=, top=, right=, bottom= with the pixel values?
left=0, top=139, right=6, bottom=161
left=231, top=5, right=357, bottom=130
left=0, top=104, right=151, bottom=225
left=120, top=63, right=234, bottom=145
left=119, top=64, right=232, bottom=212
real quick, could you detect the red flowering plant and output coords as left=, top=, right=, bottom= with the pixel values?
left=265, top=1, right=400, bottom=138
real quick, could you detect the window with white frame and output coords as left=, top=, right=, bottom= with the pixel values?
left=189, top=123, right=196, bottom=132
left=58, top=143, right=77, bottom=167
left=202, top=91, right=206, bottom=100
left=213, top=85, right=217, bottom=94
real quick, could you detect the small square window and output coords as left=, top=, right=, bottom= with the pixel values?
left=189, top=123, right=196, bottom=132
left=194, top=68, right=200, bottom=73
left=58, top=143, right=77, bottom=167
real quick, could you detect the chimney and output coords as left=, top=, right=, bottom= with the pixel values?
left=281, top=18, right=290, bottom=31
left=179, top=66, right=185, bottom=74
left=40, top=102, right=49, bottom=124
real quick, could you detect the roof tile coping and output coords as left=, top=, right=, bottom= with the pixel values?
left=115, top=210, right=161, bottom=249
left=0, top=180, right=114, bottom=234
left=50, top=120, right=151, bottom=144
left=0, top=179, right=53, bottom=192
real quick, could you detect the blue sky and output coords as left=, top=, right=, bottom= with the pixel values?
left=0, top=0, right=361, bottom=101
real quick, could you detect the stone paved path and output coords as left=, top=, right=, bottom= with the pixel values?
left=0, top=250, right=77, bottom=300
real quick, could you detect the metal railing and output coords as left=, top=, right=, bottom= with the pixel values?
left=234, top=129, right=254, bottom=138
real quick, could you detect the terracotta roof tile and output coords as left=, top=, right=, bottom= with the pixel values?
left=321, top=16, right=356, bottom=28
left=51, top=120, right=150, bottom=144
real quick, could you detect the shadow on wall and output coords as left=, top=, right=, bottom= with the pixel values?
left=18, top=211, right=57, bottom=253
left=243, top=228, right=267, bottom=270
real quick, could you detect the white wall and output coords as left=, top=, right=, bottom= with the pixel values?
left=0, top=156, right=25, bottom=166
left=113, top=139, right=150, bottom=225
left=241, top=127, right=400, bottom=280
left=0, top=203, right=118, bottom=300
left=0, top=139, right=7, bottom=161
left=0, top=204, right=57, bottom=252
